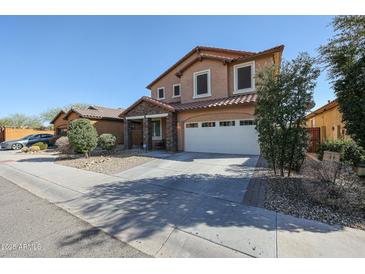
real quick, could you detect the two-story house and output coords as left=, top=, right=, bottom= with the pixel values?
left=122, top=45, right=284, bottom=154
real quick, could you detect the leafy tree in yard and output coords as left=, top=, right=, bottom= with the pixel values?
left=255, top=53, right=320, bottom=177
left=0, top=113, right=43, bottom=129
left=319, top=16, right=365, bottom=149
left=67, top=119, right=98, bottom=157
left=40, top=103, right=89, bottom=123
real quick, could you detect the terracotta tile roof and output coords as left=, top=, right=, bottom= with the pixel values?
left=122, top=94, right=257, bottom=116
left=146, top=44, right=284, bottom=89
left=171, top=94, right=257, bottom=111
left=63, top=105, right=125, bottom=121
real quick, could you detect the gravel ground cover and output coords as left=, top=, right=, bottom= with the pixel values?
left=55, top=150, right=154, bottom=175
left=252, top=157, right=365, bottom=230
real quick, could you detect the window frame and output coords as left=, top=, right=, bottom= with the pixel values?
left=151, top=119, right=162, bottom=140
left=219, top=120, right=236, bottom=127
left=193, top=69, right=211, bottom=99
left=185, top=122, right=199, bottom=128
left=157, top=87, right=165, bottom=100
left=239, top=120, right=256, bottom=126
left=201, top=122, right=216, bottom=128
left=233, top=61, right=255, bottom=94
left=172, top=84, right=181, bottom=98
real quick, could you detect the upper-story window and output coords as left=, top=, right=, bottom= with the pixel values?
left=172, top=84, right=181, bottom=97
left=157, top=87, right=165, bottom=99
left=234, top=61, right=255, bottom=94
left=193, top=69, right=211, bottom=98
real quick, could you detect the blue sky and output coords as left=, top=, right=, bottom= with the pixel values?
left=0, top=16, right=334, bottom=117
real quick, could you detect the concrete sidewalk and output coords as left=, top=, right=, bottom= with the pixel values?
left=1, top=152, right=365, bottom=257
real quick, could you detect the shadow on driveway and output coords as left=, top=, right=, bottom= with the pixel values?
left=59, top=173, right=344, bottom=250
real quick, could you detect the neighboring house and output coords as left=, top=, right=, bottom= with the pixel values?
left=306, top=99, right=350, bottom=144
left=51, top=105, right=125, bottom=144
left=0, top=127, right=54, bottom=143
left=122, top=45, right=284, bottom=154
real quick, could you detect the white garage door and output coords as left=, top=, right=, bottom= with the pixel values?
left=184, top=120, right=260, bottom=155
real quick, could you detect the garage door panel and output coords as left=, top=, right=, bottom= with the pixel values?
left=184, top=122, right=260, bottom=155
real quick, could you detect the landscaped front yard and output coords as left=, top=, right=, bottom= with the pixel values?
left=251, top=157, right=365, bottom=231
left=55, top=150, right=154, bottom=175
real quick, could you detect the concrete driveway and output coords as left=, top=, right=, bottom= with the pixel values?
left=115, top=152, right=259, bottom=203
left=1, top=150, right=365, bottom=257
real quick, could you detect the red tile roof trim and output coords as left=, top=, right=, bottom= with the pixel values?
left=122, top=94, right=257, bottom=117
left=172, top=93, right=257, bottom=111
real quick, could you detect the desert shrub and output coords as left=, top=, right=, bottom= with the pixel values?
left=302, top=158, right=365, bottom=212
left=30, top=146, right=40, bottom=152
left=32, top=142, right=48, bottom=150
left=67, top=119, right=98, bottom=157
left=55, top=136, right=73, bottom=154
left=98, top=134, right=117, bottom=151
left=318, top=140, right=365, bottom=167
left=21, top=147, right=30, bottom=153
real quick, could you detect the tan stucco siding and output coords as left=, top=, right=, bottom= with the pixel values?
left=176, top=104, right=255, bottom=151
left=149, top=53, right=276, bottom=104
left=91, top=119, right=124, bottom=144
left=306, top=105, right=350, bottom=142
left=180, top=59, right=229, bottom=104
left=228, top=55, right=274, bottom=97
left=149, top=51, right=200, bottom=103
left=53, top=115, right=69, bottom=130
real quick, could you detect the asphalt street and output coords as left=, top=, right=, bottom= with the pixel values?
left=0, top=176, right=149, bottom=258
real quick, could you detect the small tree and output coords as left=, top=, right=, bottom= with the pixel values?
left=255, top=53, right=320, bottom=177
left=98, top=133, right=117, bottom=151
left=67, top=119, right=98, bottom=157
left=319, top=16, right=365, bottom=149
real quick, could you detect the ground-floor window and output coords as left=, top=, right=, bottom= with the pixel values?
left=152, top=119, right=162, bottom=140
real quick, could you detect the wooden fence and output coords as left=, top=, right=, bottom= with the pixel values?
left=307, top=127, right=321, bottom=153
left=0, top=127, right=54, bottom=142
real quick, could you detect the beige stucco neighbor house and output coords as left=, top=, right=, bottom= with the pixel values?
left=122, top=45, right=284, bottom=154
left=306, top=99, right=351, bottom=143
left=51, top=105, right=125, bottom=144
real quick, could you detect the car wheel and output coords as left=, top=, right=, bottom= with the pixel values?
left=12, top=143, right=23, bottom=150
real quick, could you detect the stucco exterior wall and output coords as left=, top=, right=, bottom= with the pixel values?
left=149, top=51, right=200, bottom=104
left=91, top=119, right=124, bottom=144
left=53, top=114, right=69, bottom=130
left=306, top=105, right=350, bottom=142
left=227, top=55, right=274, bottom=96
left=180, top=59, right=229, bottom=104
left=176, top=104, right=255, bottom=151
left=149, top=52, right=276, bottom=104
left=53, top=111, right=124, bottom=144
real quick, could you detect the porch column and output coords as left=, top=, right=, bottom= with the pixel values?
left=166, top=112, right=177, bottom=152
left=124, top=118, right=132, bottom=149
left=143, top=117, right=152, bottom=150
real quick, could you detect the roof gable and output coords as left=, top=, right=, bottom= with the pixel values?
left=122, top=96, right=176, bottom=116
left=50, top=110, right=66, bottom=124
left=146, top=45, right=284, bottom=89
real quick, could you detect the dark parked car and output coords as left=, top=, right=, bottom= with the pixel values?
left=0, top=134, right=56, bottom=150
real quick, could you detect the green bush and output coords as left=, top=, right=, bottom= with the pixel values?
left=67, top=119, right=98, bottom=157
left=32, top=142, right=48, bottom=150
left=98, top=133, right=117, bottom=151
left=318, top=139, right=365, bottom=167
